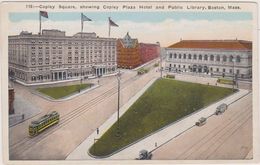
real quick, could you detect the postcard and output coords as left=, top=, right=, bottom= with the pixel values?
left=0, top=0, right=259, bottom=164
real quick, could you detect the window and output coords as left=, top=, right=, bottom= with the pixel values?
left=179, top=54, right=182, bottom=59
left=204, top=55, right=208, bottom=61
left=174, top=53, right=177, bottom=58
left=188, top=54, right=191, bottom=59
left=169, top=53, right=172, bottom=58
left=229, top=56, right=233, bottom=62
left=223, top=68, right=225, bottom=73
left=183, top=54, right=186, bottom=59
left=223, top=55, right=227, bottom=62
left=236, top=56, right=241, bottom=62
left=199, top=55, right=202, bottom=60
left=216, top=55, right=220, bottom=62
left=229, top=69, right=232, bottom=73
left=216, top=68, right=219, bottom=72
left=193, top=54, right=197, bottom=60
left=210, top=55, right=214, bottom=61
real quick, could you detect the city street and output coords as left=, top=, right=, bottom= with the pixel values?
left=9, top=60, right=252, bottom=160
left=9, top=63, right=159, bottom=160
left=152, top=93, right=252, bottom=160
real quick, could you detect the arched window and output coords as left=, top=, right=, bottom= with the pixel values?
left=193, top=54, right=197, bottom=60
left=199, top=55, right=202, bottom=60
left=210, top=55, right=214, bottom=61
left=179, top=54, right=182, bottom=59
left=223, top=55, right=227, bottom=62
left=216, top=55, right=220, bottom=62
left=236, top=56, right=241, bottom=62
left=204, top=55, right=208, bottom=61
left=188, top=54, right=192, bottom=59
left=229, top=56, right=233, bottom=62
left=183, top=54, right=186, bottom=59
left=174, top=53, right=177, bottom=58
left=169, top=53, right=172, bottom=58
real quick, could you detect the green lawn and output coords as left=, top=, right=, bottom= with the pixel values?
left=37, top=84, right=92, bottom=99
left=217, top=78, right=235, bottom=85
left=89, top=79, right=235, bottom=157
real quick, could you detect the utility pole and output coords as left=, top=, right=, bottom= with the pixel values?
left=232, top=58, right=235, bottom=91
left=116, top=69, right=121, bottom=137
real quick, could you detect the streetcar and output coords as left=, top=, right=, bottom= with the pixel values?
left=29, top=111, right=60, bottom=137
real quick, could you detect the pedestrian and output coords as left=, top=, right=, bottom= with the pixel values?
left=97, top=128, right=99, bottom=135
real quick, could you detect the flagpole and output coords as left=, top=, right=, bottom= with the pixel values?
left=81, top=13, right=83, bottom=38
left=39, top=11, right=41, bottom=35
left=81, top=13, right=83, bottom=33
left=108, top=17, right=111, bottom=38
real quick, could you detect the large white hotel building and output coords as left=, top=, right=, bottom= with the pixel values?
left=165, top=40, right=252, bottom=80
left=8, top=29, right=117, bottom=84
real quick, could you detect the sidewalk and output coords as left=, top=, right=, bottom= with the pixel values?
left=9, top=94, right=42, bottom=127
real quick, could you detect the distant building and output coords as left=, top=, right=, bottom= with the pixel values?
left=9, top=87, right=15, bottom=115
left=139, top=43, right=160, bottom=64
left=165, top=40, right=252, bottom=80
left=8, top=29, right=117, bottom=84
left=117, top=32, right=141, bottom=69
left=117, top=32, right=160, bottom=69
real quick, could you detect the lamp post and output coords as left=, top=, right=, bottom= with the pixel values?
left=232, top=58, right=235, bottom=91
left=157, top=42, right=162, bottom=78
left=116, top=69, right=121, bottom=137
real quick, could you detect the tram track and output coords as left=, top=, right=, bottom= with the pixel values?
left=9, top=73, right=145, bottom=158
left=174, top=100, right=252, bottom=160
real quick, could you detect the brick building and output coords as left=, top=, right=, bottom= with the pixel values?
left=117, top=32, right=141, bottom=69
left=139, top=43, right=160, bottom=64
left=117, top=32, right=160, bottom=69
left=9, top=87, right=15, bottom=115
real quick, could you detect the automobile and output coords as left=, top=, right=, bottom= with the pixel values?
left=195, top=117, right=207, bottom=126
left=215, top=103, right=228, bottom=115
left=136, top=150, right=152, bottom=160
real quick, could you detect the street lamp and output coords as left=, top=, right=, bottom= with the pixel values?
left=157, top=42, right=162, bottom=78
left=116, top=69, right=121, bottom=137
left=232, top=58, right=236, bottom=91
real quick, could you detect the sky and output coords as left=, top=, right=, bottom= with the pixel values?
left=9, top=12, right=253, bottom=47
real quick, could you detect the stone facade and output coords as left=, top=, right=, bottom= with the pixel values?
left=8, top=29, right=117, bottom=84
left=165, top=40, right=252, bottom=80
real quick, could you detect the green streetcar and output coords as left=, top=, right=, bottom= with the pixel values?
left=29, top=111, right=60, bottom=137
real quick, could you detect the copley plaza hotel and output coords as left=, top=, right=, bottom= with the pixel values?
left=9, top=29, right=117, bottom=84
left=8, top=12, right=160, bottom=84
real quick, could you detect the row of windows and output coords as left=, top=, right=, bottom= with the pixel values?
left=169, top=65, right=240, bottom=74
left=168, top=53, right=241, bottom=63
left=30, top=40, right=116, bottom=45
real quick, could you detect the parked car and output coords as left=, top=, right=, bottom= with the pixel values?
left=136, top=150, right=152, bottom=160
left=195, top=117, right=207, bottom=126
left=215, top=103, right=228, bottom=115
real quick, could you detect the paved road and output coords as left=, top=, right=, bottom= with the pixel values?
left=152, top=93, right=252, bottom=160
left=9, top=61, right=252, bottom=160
left=9, top=66, right=159, bottom=160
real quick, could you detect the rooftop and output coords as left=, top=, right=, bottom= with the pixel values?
left=168, top=40, right=252, bottom=50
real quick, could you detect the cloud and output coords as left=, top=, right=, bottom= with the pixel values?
left=9, top=19, right=252, bottom=47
